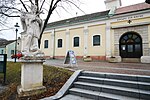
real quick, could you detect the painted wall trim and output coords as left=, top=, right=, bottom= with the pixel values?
left=111, top=22, right=150, bottom=29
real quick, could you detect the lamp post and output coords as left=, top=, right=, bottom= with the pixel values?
left=14, top=23, right=19, bottom=63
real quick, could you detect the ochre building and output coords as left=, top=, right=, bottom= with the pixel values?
left=40, top=0, right=150, bottom=63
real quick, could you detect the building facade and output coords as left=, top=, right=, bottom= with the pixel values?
left=40, top=0, right=150, bottom=63
left=0, top=38, right=21, bottom=58
left=0, top=38, right=8, bottom=54
left=6, top=38, right=21, bottom=58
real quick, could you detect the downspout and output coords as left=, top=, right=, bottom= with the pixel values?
left=53, top=28, right=55, bottom=59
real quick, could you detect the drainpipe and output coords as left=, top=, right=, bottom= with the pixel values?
left=53, top=28, right=55, bottom=59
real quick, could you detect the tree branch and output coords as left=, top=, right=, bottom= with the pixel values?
left=35, top=0, right=39, bottom=14
left=19, top=0, right=28, bottom=12
left=57, top=5, right=72, bottom=16
left=55, top=9, right=61, bottom=18
left=36, top=0, right=84, bottom=48
left=29, top=0, right=34, bottom=5
left=40, top=0, right=46, bottom=11
left=40, top=0, right=55, bottom=32
left=39, top=0, right=61, bottom=47
left=0, top=5, right=21, bottom=12
left=0, top=28, right=14, bottom=32
left=65, top=0, right=85, bottom=14
left=0, top=20, right=13, bottom=28
left=41, top=0, right=61, bottom=32
left=53, top=0, right=62, bottom=10
left=0, top=12, right=20, bottom=17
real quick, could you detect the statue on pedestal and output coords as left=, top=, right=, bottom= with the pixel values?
left=18, top=5, right=46, bottom=97
left=20, top=4, right=44, bottom=59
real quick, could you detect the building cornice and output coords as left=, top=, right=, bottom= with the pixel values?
left=109, top=8, right=150, bottom=21
left=111, top=22, right=150, bottom=29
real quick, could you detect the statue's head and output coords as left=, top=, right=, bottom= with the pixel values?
left=31, top=4, right=37, bottom=14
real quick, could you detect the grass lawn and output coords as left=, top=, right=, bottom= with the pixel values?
left=0, top=62, right=73, bottom=99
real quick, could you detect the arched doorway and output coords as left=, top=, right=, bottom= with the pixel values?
left=119, top=32, right=143, bottom=58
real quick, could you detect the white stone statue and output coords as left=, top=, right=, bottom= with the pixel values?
left=20, top=4, right=43, bottom=58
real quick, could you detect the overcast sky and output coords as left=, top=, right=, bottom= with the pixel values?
left=0, top=0, right=145, bottom=40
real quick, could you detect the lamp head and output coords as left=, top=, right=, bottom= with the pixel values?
left=14, top=23, right=19, bottom=27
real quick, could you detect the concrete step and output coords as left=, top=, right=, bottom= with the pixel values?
left=73, top=81, right=150, bottom=99
left=45, top=70, right=150, bottom=100
left=69, top=88, right=100, bottom=99
left=69, top=88, right=139, bottom=100
left=60, top=94, right=93, bottom=100
left=78, top=76, right=150, bottom=91
left=122, top=58, right=140, bottom=63
left=81, top=71, right=150, bottom=82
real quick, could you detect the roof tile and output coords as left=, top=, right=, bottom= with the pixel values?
left=116, top=2, right=150, bottom=14
left=46, top=10, right=109, bottom=29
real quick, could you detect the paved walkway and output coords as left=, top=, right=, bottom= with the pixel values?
left=1, top=59, right=149, bottom=96
left=44, top=59, right=150, bottom=76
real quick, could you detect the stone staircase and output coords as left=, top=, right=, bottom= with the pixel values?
left=43, top=70, right=150, bottom=100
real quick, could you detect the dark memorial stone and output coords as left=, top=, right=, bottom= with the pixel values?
left=0, top=54, right=7, bottom=84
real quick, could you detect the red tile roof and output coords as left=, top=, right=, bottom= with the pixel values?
left=116, top=2, right=150, bottom=14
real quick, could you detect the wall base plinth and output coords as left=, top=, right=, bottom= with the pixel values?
left=141, top=56, right=150, bottom=63
left=107, top=56, right=122, bottom=63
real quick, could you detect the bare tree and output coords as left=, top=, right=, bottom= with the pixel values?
left=0, top=0, right=18, bottom=34
left=0, top=0, right=84, bottom=47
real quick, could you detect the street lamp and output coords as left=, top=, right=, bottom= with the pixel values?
left=14, top=23, right=19, bottom=63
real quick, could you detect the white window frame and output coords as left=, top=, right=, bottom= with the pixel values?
left=92, top=34, right=101, bottom=47
left=57, top=38, right=63, bottom=48
left=44, top=40, right=49, bottom=49
left=73, top=35, right=81, bottom=47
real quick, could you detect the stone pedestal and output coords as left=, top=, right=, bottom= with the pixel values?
left=17, top=59, right=46, bottom=97
left=107, top=56, right=122, bottom=63
left=141, top=56, right=150, bottom=63
left=83, top=56, right=92, bottom=62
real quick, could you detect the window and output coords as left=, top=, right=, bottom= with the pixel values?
left=120, top=33, right=141, bottom=44
left=1, top=50, right=4, bottom=54
left=74, top=37, right=79, bottom=47
left=11, top=50, right=14, bottom=54
left=128, top=45, right=133, bottom=52
left=58, top=39, right=62, bottom=48
left=44, top=40, right=48, bottom=48
left=93, top=35, right=100, bottom=46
